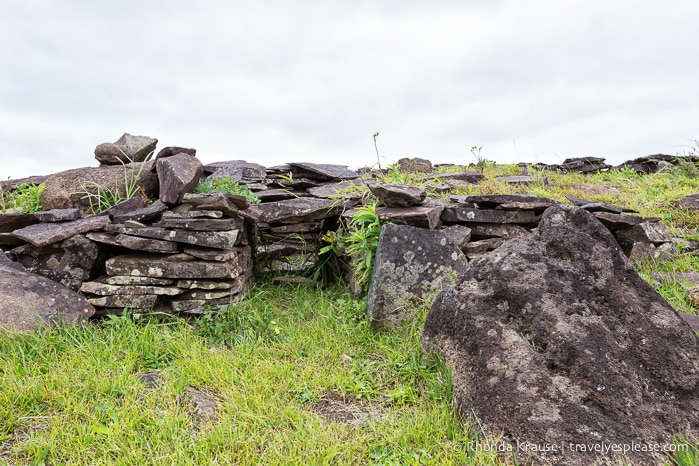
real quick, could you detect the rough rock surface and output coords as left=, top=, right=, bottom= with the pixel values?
left=7, top=234, right=100, bottom=291
left=94, top=133, right=157, bottom=165
left=397, top=157, right=433, bottom=174
left=40, top=163, right=159, bottom=211
left=366, top=224, right=468, bottom=329
left=0, top=262, right=95, bottom=332
left=156, top=153, right=203, bottom=204
left=368, top=183, right=426, bottom=207
left=422, top=204, right=699, bottom=466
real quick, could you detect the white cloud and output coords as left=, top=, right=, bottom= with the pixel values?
left=1, top=0, right=698, bottom=179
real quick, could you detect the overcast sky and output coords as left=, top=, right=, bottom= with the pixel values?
left=2, top=1, right=699, bottom=179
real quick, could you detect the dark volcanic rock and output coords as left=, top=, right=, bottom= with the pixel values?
left=156, top=153, right=203, bottom=204
left=94, top=133, right=157, bottom=165
left=7, top=234, right=100, bottom=291
left=441, top=207, right=540, bottom=224
left=422, top=204, right=699, bottom=466
left=0, top=262, right=95, bottom=332
left=288, top=162, right=358, bottom=180
left=0, top=212, right=40, bottom=233
left=366, top=224, right=468, bottom=329
left=368, top=183, right=426, bottom=207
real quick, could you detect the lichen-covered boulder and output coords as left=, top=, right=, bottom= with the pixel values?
left=423, top=204, right=699, bottom=466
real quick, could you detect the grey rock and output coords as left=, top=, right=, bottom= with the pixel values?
left=593, top=211, right=646, bottom=230
left=181, top=192, right=248, bottom=216
left=87, top=294, right=158, bottom=308
left=7, top=234, right=99, bottom=291
left=455, top=194, right=553, bottom=209
left=397, top=157, right=433, bottom=174
left=307, top=180, right=366, bottom=199
left=206, top=166, right=243, bottom=183
left=288, top=162, right=358, bottom=180
left=494, top=174, right=535, bottom=185
left=40, top=162, right=158, bottom=211
left=156, top=153, right=203, bottom=204
left=255, top=189, right=306, bottom=202
left=376, top=206, right=443, bottom=229
left=462, top=237, right=505, bottom=259
left=257, top=198, right=338, bottom=224
left=99, top=276, right=175, bottom=286
left=0, top=249, right=25, bottom=271
left=202, top=160, right=267, bottom=182
left=34, top=209, right=82, bottom=222
left=615, top=221, right=673, bottom=250
left=424, top=171, right=483, bottom=183
left=441, top=207, right=540, bottom=224
left=94, top=133, right=157, bottom=165
left=0, top=262, right=94, bottom=332
left=115, top=234, right=178, bottom=253
left=80, top=281, right=185, bottom=296
left=565, top=195, right=638, bottom=213
left=104, top=225, right=240, bottom=249
left=112, top=200, right=168, bottom=223
left=366, top=224, right=468, bottom=329
left=102, top=196, right=150, bottom=219
left=440, top=225, right=472, bottom=250
left=105, top=254, right=242, bottom=279
left=11, top=216, right=111, bottom=247
left=152, top=216, right=242, bottom=232
left=675, top=193, right=699, bottom=210
left=0, top=212, right=40, bottom=233
left=369, top=183, right=426, bottom=207
left=423, top=204, right=699, bottom=466
left=468, top=223, right=530, bottom=240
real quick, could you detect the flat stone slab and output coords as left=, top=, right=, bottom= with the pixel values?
left=468, top=223, right=530, bottom=239
left=152, top=216, right=242, bottom=231
left=674, top=193, right=699, bottom=210
left=257, top=198, right=338, bottom=224
left=112, top=200, right=168, bottom=223
left=615, top=221, right=673, bottom=248
left=157, top=153, right=203, bottom=204
left=99, top=276, right=175, bottom=286
left=376, top=206, right=443, bottom=229
left=0, top=212, right=41, bottom=233
left=255, top=189, right=306, bottom=202
left=593, top=212, right=646, bottom=230
left=105, top=254, right=241, bottom=279
left=85, top=232, right=121, bottom=247
left=182, top=246, right=237, bottom=262
left=104, top=225, right=240, bottom=249
left=80, top=281, right=185, bottom=296
left=115, top=233, right=179, bottom=253
left=202, top=160, right=267, bottom=182
left=455, top=194, right=554, bottom=209
left=288, top=162, right=358, bottom=180
left=169, top=294, right=244, bottom=313
left=441, top=207, right=540, bottom=224
left=566, top=195, right=637, bottom=213
left=11, top=216, right=111, bottom=247
left=87, top=294, right=158, bottom=308
left=423, top=172, right=483, bottom=183
left=176, top=279, right=236, bottom=290
left=181, top=192, right=248, bottom=214
left=34, top=208, right=82, bottom=222
left=494, top=175, right=535, bottom=185
left=307, top=180, right=365, bottom=199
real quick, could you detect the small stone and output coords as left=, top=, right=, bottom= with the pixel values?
left=34, top=209, right=82, bottom=222
left=87, top=294, right=158, bottom=308
left=80, top=281, right=185, bottom=296
left=94, top=133, right=157, bottom=165
left=441, top=207, right=540, bottom=224
left=157, top=153, right=203, bottom=204
left=288, top=162, right=359, bottom=180
left=376, top=206, right=443, bottom=229
left=112, top=200, right=168, bottom=223
left=368, top=183, right=426, bottom=207
left=115, top=234, right=179, bottom=253
left=468, top=223, right=530, bottom=240
left=397, top=157, right=433, bottom=174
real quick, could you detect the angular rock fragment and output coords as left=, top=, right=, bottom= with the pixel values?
left=157, top=153, right=203, bottom=204
left=115, top=234, right=178, bottom=253
left=87, top=294, right=158, bottom=308
left=366, top=224, right=468, bottom=329
left=288, top=162, right=358, bottom=180
left=0, top=212, right=41, bottom=233
left=424, top=171, right=483, bottom=183
left=181, top=192, right=248, bottom=215
left=11, top=216, right=111, bottom=247
left=257, top=198, right=338, bottom=224
left=593, top=211, right=646, bottom=230
left=368, top=183, right=426, bottom=207
left=34, top=208, right=82, bottom=222
left=615, top=221, right=673, bottom=250
left=152, top=216, right=242, bottom=231
left=104, top=225, right=240, bottom=249
left=94, top=133, right=157, bottom=165
left=397, top=157, right=433, bottom=174
left=112, top=200, right=168, bottom=223
left=376, top=206, right=443, bottom=229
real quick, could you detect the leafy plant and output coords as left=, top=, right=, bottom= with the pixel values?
left=470, top=145, right=495, bottom=173
left=193, top=177, right=260, bottom=204
left=80, top=151, right=151, bottom=214
left=320, top=203, right=385, bottom=291
left=0, top=182, right=46, bottom=213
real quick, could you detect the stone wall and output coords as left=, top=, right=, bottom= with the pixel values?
left=1, top=144, right=697, bottom=320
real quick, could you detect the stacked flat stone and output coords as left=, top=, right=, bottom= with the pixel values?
left=79, top=194, right=253, bottom=315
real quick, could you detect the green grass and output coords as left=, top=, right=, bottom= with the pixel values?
left=0, top=284, right=502, bottom=465
left=0, top=182, right=46, bottom=213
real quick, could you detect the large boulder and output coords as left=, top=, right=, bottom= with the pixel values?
left=40, top=162, right=159, bottom=212
left=422, top=204, right=699, bottom=466
left=366, top=224, right=468, bottom=329
left=0, top=262, right=95, bottom=332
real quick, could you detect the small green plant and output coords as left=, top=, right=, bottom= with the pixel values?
left=0, top=182, right=46, bottom=213
left=80, top=151, right=151, bottom=214
left=373, top=131, right=382, bottom=169
left=193, top=177, right=260, bottom=204
left=470, top=145, right=495, bottom=173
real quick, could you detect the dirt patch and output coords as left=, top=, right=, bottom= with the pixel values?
left=313, top=391, right=383, bottom=426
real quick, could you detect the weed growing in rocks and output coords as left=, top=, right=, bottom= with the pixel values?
left=193, top=177, right=260, bottom=204
left=0, top=182, right=46, bottom=213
